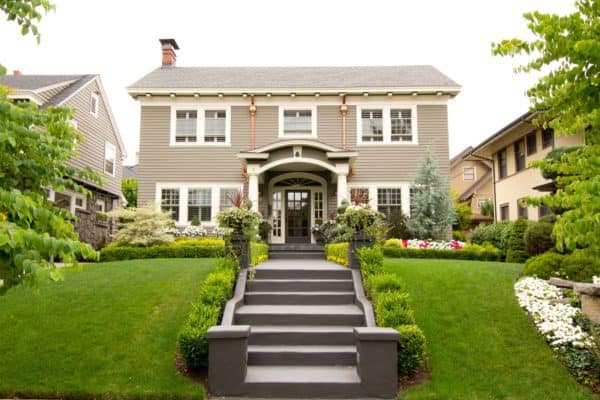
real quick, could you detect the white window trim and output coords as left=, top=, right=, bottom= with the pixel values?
left=356, top=104, right=418, bottom=145
left=463, top=166, right=476, bottom=181
left=156, top=183, right=243, bottom=226
left=49, top=189, right=86, bottom=213
left=169, top=105, right=232, bottom=146
left=104, top=141, right=116, bottom=177
left=90, top=92, right=99, bottom=118
left=347, top=182, right=412, bottom=216
left=278, top=105, right=318, bottom=138
left=477, top=198, right=489, bottom=209
left=95, top=199, right=106, bottom=212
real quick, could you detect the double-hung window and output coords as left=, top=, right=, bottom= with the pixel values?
left=377, top=188, right=402, bottom=218
left=361, top=109, right=384, bottom=142
left=390, top=109, right=412, bottom=142
left=498, top=148, right=507, bottom=179
left=514, top=138, right=526, bottom=172
left=188, top=188, right=211, bottom=222
left=175, top=110, right=198, bottom=143
left=542, top=128, right=554, bottom=149
left=463, top=167, right=475, bottom=180
left=350, top=188, right=369, bottom=205
left=517, top=199, right=528, bottom=219
left=280, top=108, right=315, bottom=137
left=204, top=110, right=227, bottom=143
left=219, top=188, right=238, bottom=211
left=500, top=204, right=509, bottom=221
left=161, top=189, right=180, bottom=221
left=104, top=142, right=116, bottom=176
left=526, top=132, right=537, bottom=155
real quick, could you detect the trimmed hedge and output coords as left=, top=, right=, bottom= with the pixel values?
left=178, top=258, right=239, bottom=369
left=325, top=242, right=349, bottom=266
left=523, top=250, right=600, bottom=282
left=365, top=273, right=403, bottom=301
left=396, top=324, right=427, bottom=374
left=251, top=242, right=269, bottom=266
left=373, top=291, right=415, bottom=326
left=100, top=239, right=225, bottom=261
left=382, top=245, right=502, bottom=261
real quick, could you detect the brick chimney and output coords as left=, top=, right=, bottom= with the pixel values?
left=13, top=70, right=22, bottom=76
left=159, top=38, right=179, bottom=67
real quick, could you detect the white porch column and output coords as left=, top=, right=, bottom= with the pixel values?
left=337, top=173, right=348, bottom=206
left=248, top=173, right=259, bottom=212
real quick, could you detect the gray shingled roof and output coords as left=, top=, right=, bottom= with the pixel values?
left=44, top=75, right=97, bottom=107
left=129, top=66, right=459, bottom=90
left=0, top=74, right=83, bottom=91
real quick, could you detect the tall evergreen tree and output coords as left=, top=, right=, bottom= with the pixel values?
left=406, top=152, right=455, bottom=240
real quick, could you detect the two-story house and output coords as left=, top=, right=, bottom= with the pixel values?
left=0, top=72, right=126, bottom=247
left=469, top=111, right=584, bottom=221
left=128, top=39, right=460, bottom=244
left=450, top=146, right=493, bottom=223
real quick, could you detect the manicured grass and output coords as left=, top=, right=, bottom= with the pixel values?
left=0, top=259, right=214, bottom=399
left=386, top=258, right=593, bottom=400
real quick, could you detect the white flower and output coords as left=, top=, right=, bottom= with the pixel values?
left=593, top=276, right=600, bottom=285
left=514, top=277, right=595, bottom=349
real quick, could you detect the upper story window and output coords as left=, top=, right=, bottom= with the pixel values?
left=90, top=92, right=99, bottom=118
left=357, top=105, right=417, bottom=145
left=542, top=128, right=554, bottom=149
left=175, top=110, right=198, bottom=143
left=279, top=106, right=316, bottom=137
left=517, top=199, right=528, bottom=219
left=104, top=142, right=116, bottom=176
left=498, top=148, right=507, bottom=179
left=463, top=167, right=475, bottom=180
left=514, top=138, right=526, bottom=172
left=204, top=110, right=227, bottom=143
left=171, top=106, right=231, bottom=146
left=526, top=132, right=537, bottom=155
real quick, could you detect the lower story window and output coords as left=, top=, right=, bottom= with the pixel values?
left=219, top=188, right=239, bottom=211
left=539, top=204, right=552, bottom=218
left=350, top=188, right=369, bottom=205
left=314, top=191, right=324, bottom=221
left=272, top=191, right=282, bottom=237
left=500, top=204, right=509, bottom=221
left=477, top=198, right=489, bottom=208
left=377, top=188, right=402, bottom=217
left=161, top=189, right=180, bottom=221
left=517, top=199, right=528, bottom=219
left=95, top=200, right=106, bottom=212
left=188, top=188, right=212, bottom=222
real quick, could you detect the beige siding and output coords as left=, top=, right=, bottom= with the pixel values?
left=348, top=105, right=449, bottom=182
left=317, top=105, right=343, bottom=147
left=66, top=79, right=123, bottom=196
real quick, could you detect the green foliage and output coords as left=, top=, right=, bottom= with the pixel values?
left=492, top=0, right=600, bottom=253
left=324, top=242, right=349, bottom=266
left=216, top=206, right=261, bottom=237
left=374, top=291, right=415, bottom=327
left=121, top=178, right=137, bottom=208
left=385, top=207, right=410, bottom=239
left=540, top=146, right=584, bottom=180
left=383, top=245, right=502, bottom=262
left=384, top=238, right=403, bottom=248
left=365, top=273, right=403, bottom=301
left=107, top=204, right=174, bottom=246
left=250, top=242, right=269, bottom=266
left=506, top=219, right=530, bottom=263
left=452, top=230, right=467, bottom=241
left=407, top=151, right=455, bottom=239
left=357, top=246, right=384, bottom=280
left=470, top=221, right=514, bottom=254
left=0, top=85, right=101, bottom=293
left=99, top=239, right=225, bottom=261
left=179, top=257, right=238, bottom=370
left=539, top=213, right=557, bottom=224
left=524, top=221, right=554, bottom=255
left=481, top=199, right=494, bottom=218
left=523, top=252, right=565, bottom=279
left=557, top=346, right=600, bottom=387
left=337, top=204, right=383, bottom=234
left=452, top=190, right=472, bottom=231
left=560, top=250, right=600, bottom=282
left=0, top=0, right=54, bottom=46
left=258, top=220, right=271, bottom=241
left=396, top=324, right=427, bottom=374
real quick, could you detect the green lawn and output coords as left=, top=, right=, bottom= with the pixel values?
left=386, top=258, right=594, bottom=400
left=0, top=259, right=214, bottom=400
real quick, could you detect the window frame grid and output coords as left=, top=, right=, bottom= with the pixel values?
left=188, top=188, right=212, bottom=222
left=463, top=166, right=475, bottom=181
left=104, top=141, right=116, bottom=176
left=278, top=105, right=317, bottom=138
left=356, top=104, right=418, bottom=145
left=170, top=105, right=231, bottom=146
left=161, top=188, right=180, bottom=221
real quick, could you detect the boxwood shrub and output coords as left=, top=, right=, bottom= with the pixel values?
left=178, top=258, right=239, bottom=370
left=382, top=245, right=502, bottom=261
left=99, top=239, right=225, bottom=261
left=523, top=252, right=564, bottom=279
left=324, top=242, right=349, bottom=266
left=373, top=291, right=415, bottom=327
left=251, top=242, right=269, bottom=266
left=365, top=273, right=403, bottom=301
left=396, top=324, right=427, bottom=374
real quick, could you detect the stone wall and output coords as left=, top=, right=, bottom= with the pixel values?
left=75, top=190, right=117, bottom=249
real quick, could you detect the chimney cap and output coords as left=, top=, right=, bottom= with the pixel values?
left=159, top=38, right=179, bottom=50
left=13, top=70, right=22, bottom=76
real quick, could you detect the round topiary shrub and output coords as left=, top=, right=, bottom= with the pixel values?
left=384, top=238, right=403, bottom=248
left=396, top=324, right=427, bottom=374
left=524, top=221, right=554, bottom=256
left=560, top=251, right=600, bottom=282
left=523, top=252, right=564, bottom=279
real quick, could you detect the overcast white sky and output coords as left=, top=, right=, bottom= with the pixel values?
left=1, top=0, right=574, bottom=164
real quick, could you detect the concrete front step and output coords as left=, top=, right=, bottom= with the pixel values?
left=249, top=326, right=356, bottom=346
left=248, top=345, right=357, bottom=366
left=244, top=365, right=363, bottom=398
left=270, top=251, right=324, bottom=260
left=248, top=279, right=354, bottom=292
left=245, top=291, right=355, bottom=305
left=255, top=267, right=351, bottom=280
left=235, top=305, right=365, bottom=326
left=270, top=244, right=324, bottom=252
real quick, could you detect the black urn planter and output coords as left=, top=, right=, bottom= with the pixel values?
left=229, top=233, right=250, bottom=269
left=349, top=232, right=373, bottom=269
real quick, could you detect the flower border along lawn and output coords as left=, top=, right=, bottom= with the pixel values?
left=0, top=259, right=214, bottom=400
left=385, top=258, right=593, bottom=400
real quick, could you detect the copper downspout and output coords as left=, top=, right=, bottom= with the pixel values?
left=340, top=94, right=348, bottom=149
left=249, top=94, right=257, bottom=149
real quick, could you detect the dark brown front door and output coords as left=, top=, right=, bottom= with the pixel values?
left=285, top=190, right=310, bottom=243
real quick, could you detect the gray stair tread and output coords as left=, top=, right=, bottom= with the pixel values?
left=257, top=265, right=344, bottom=271
left=256, top=260, right=343, bottom=268
left=247, top=291, right=354, bottom=295
left=251, top=279, right=353, bottom=283
left=251, top=325, right=355, bottom=333
left=237, top=305, right=363, bottom=315
left=249, top=345, right=356, bottom=353
left=245, top=365, right=360, bottom=383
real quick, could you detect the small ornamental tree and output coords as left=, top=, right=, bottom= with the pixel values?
left=121, top=178, right=138, bottom=208
left=406, top=152, right=455, bottom=240
left=107, top=204, right=174, bottom=246
left=452, top=190, right=472, bottom=231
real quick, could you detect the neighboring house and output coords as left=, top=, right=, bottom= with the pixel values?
left=469, top=111, right=584, bottom=222
left=0, top=72, right=126, bottom=248
left=123, top=165, right=138, bottom=179
left=450, top=146, right=493, bottom=223
left=127, top=38, right=461, bottom=244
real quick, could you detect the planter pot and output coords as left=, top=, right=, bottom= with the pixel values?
left=349, top=232, right=373, bottom=269
left=229, top=233, right=250, bottom=269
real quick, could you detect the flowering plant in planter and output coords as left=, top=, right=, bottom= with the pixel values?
left=337, top=204, right=384, bottom=235
left=216, top=206, right=261, bottom=237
